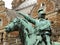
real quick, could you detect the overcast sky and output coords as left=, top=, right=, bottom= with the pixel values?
left=3, top=0, right=13, bottom=9
left=2, top=0, right=37, bottom=9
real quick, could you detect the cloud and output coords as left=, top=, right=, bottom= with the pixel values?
left=3, top=0, right=13, bottom=9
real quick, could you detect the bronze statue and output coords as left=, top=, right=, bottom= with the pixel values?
left=4, top=4, right=52, bottom=45
left=1, top=3, right=60, bottom=45
left=17, top=4, right=51, bottom=45
left=2, top=3, right=60, bottom=45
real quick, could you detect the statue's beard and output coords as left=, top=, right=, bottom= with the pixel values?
left=38, top=13, right=46, bottom=19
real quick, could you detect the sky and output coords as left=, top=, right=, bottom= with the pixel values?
left=3, top=0, right=13, bottom=9
left=2, top=0, right=37, bottom=9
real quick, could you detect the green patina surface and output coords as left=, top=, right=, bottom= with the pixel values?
left=4, top=7, right=60, bottom=45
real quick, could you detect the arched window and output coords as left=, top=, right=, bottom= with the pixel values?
left=0, top=18, right=2, bottom=26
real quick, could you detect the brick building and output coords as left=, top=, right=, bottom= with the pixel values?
left=0, top=0, right=22, bottom=45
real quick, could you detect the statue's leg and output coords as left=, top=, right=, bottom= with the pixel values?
left=26, top=34, right=36, bottom=45
left=19, top=19, right=31, bottom=45
left=42, top=35, right=47, bottom=45
left=35, top=35, right=42, bottom=45
left=19, top=19, right=37, bottom=45
left=35, top=40, right=40, bottom=45
left=45, top=35, right=51, bottom=45
left=19, top=29, right=25, bottom=45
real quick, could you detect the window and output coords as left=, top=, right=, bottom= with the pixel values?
left=0, top=18, right=2, bottom=26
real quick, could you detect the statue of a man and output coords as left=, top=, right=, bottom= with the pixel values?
left=3, top=3, right=51, bottom=45
left=17, top=3, right=51, bottom=45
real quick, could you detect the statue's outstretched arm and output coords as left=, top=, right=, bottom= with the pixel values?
left=18, top=12, right=36, bottom=24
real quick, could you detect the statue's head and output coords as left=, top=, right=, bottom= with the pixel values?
left=38, top=8, right=46, bottom=19
left=38, top=3, right=46, bottom=19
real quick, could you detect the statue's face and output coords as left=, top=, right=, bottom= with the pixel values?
left=38, top=12, right=45, bottom=18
